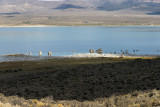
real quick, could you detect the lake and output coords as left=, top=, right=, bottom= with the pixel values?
left=0, top=26, right=160, bottom=56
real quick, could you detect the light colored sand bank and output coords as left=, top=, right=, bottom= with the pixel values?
left=65, top=53, right=121, bottom=58
left=0, top=24, right=160, bottom=27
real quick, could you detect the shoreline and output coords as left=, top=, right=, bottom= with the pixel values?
left=0, top=24, right=160, bottom=27
left=2, top=53, right=159, bottom=57
left=0, top=53, right=158, bottom=63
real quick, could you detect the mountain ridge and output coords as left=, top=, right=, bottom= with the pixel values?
left=0, top=0, right=160, bottom=26
left=0, top=0, right=160, bottom=12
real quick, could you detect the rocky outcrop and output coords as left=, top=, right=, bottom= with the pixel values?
left=96, top=48, right=103, bottom=54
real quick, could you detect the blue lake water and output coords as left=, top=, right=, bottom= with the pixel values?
left=0, top=26, right=160, bottom=56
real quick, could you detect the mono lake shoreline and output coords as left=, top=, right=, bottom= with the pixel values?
left=0, top=53, right=159, bottom=62
left=0, top=24, right=160, bottom=28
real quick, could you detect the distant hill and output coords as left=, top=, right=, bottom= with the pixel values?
left=0, top=0, right=160, bottom=26
left=0, top=0, right=160, bottom=14
left=97, top=0, right=160, bottom=11
left=62, top=0, right=160, bottom=12
left=54, top=4, right=85, bottom=10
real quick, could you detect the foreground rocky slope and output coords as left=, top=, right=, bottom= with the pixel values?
left=0, top=57, right=160, bottom=106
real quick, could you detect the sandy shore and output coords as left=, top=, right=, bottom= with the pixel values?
left=0, top=53, right=158, bottom=63
left=0, top=24, right=160, bottom=27
left=0, top=25, right=55, bottom=27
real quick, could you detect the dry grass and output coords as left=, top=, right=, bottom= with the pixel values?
left=0, top=89, right=160, bottom=107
